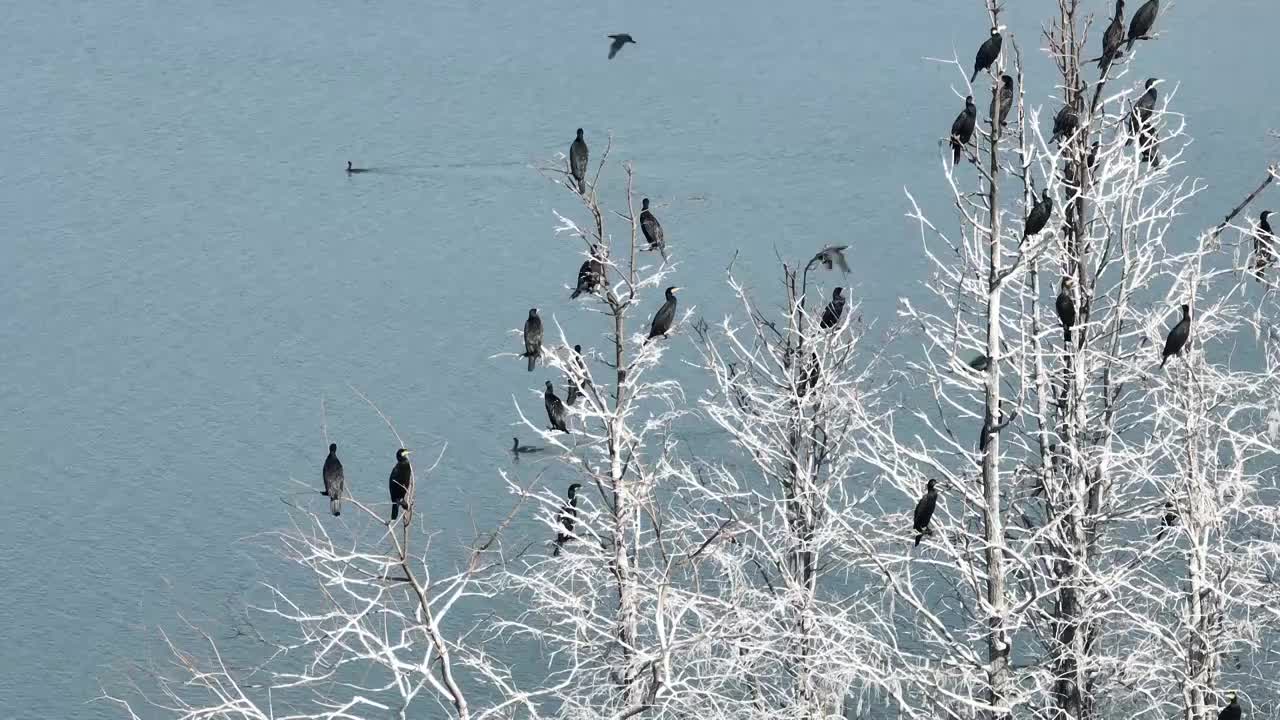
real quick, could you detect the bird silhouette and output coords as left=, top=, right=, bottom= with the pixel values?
left=1160, top=304, right=1191, bottom=368
left=950, top=96, right=977, bottom=164
left=388, top=449, right=413, bottom=522
left=321, top=442, right=344, bottom=516
left=913, top=479, right=940, bottom=547
left=553, top=483, right=583, bottom=555
left=1099, top=0, right=1126, bottom=73
left=820, top=287, right=846, bottom=329
left=647, top=287, right=680, bottom=342
left=1056, top=276, right=1077, bottom=343
left=571, top=245, right=605, bottom=299
left=545, top=381, right=570, bottom=433
left=523, top=308, right=543, bottom=371
left=607, top=34, right=635, bottom=59
left=1024, top=189, right=1053, bottom=240
left=971, top=28, right=1002, bottom=83
left=1126, top=0, right=1159, bottom=52
left=640, top=198, right=665, bottom=252
left=569, top=129, right=589, bottom=194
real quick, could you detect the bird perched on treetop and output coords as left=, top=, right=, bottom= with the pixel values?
left=569, top=129, right=589, bottom=195
left=1099, top=0, right=1125, bottom=73
left=647, top=287, right=680, bottom=342
left=321, top=442, right=344, bottom=516
left=523, top=308, right=543, bottom=371
left=1126, top=0, right=1159, bottom=52
left=607, top=33, right=635, bottom=59
left=1127, top=78, right=1158, bottom=142
left=388, top=448, right=413, bottom=523
left=571, top=245, right=605, bottom=299
left=971, top=27, right=1003, bottom=83
left=1056, top=276, right=1077, bottom=344
left=913, top=479, right=940, bottom=547
left=950, top=96, right=977, bottom=165
left=820, top=287, right=846, bottom=329
left=1160, top=304, right=1191, bottom=369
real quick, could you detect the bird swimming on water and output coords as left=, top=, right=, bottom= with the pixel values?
left=512, top=437, right=543, bottom=454
left=607, top=33, right=635, bottom=59
left=523, top=308, right=543, bottom=372
left=553, top=482, right=583, bottom=555
left=1217, top=693, right=1241, bottom=720
left=346, top=161, right=368, bottom=174
left=820, top=287, right=846, bottom=329
left=545, top=380, right=569, bottom=433
left=388, top=448, right=413, bottom=523
left=640, top=199, right=665, bottom=253
left=950, top=96, right=977, bottom=165
left=1251, top=210, right=1275, bottom=278
left=647, top=286, right=680, bottom=342
left=971, top=27, right=1003, bottom=83
left=1126, top=0, right=1159, bottom=52
left=1160, top=303, right=1191, bottom=368
left=1023, top=189, right=1053, bottom=240
left=321, top=442, right=344, bottom=516
left=1099, top=0, right=1126, bottom=73
left=1056, top=275, right=1077, bottom=344
left=913, top=479, right=939, bottom=547
left=570, top=129, right=589, bottom=195
left=571, top=245, right=605, bottom=299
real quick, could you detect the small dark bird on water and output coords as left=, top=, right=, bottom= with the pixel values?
left=346, top=161, right=368, bottom=174
left=1251, top=210, right=1275, bottom=278
left=820, top=287, right=846, bottom=329
left=1126, top=0, right=1159, bottom=52
left=523, top=309, right=543, bottom=371
left=1160, top=304, right=1191, bottom=368
left=569, top=129, right=589, bottom=195
left=1217, top=693, right=1241, bottom=720
left=545, top=380, right=569, bottom=433
left=814, top=245, right=851, bottom=273
left=1099, top=0, right=1126, bottom=73
left=640, top=198, right=665, bottom=252
left=971, top=27, right=1003, bottom=83
left=607, top=34, right=635, bottom=59
left=1051, top=105, right=1079, bottom=145
left=913, top=479, right=939, bottom=547
left=553, top=483, right=583, bottom=555
left=321, top=442, right=344, bottom=516
left=571, top=245, right=605, bottom=299
left=647, top=286, right=680, bottom=342
left=1024, top=188, right=1053, bottom=240
left=512, top=437, right=543, bottom=454
left=388, top=448, right=413, bottom=522
left=950, top=96, right=977, bottom=165
left=992, top=74, right=1014, bottom=128
left=1056, top=276, right=1077, bottom=343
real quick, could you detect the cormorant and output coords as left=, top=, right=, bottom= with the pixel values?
left=971, top=28, right=1003, bottom=83
left=1252, top=210, right=1275, bottom=277
left=820, top=287, right=846, bottom=329
left=1056, top=275, right=1077, bottom=343
left=512, top=437, right=543, bottom=454
left=388, top=448, right=413, bottom=522
left=545, top=380, right=569, bottom=433
left=523, top=308, right=543, bottom=371
left=647, top=286, right=680, bottom=342
left=570, top=129, right=589, bottom=195
left=1160, top=303, right=1191, bottom=368
left=815, top=245, right=851, bottom=273
left=640, top=198, right=665, bottom=252
left=1099, top=0, right=1126, bottom=74
left=321, top=442, right=344, bottom=517
left=1126, top=0, right=1159, bottom=52
left=913, top=479, right=939, bottom=547
left=1217, top=693, right=1241, bottom=720
left=346, top=161, right=368, bottom=174
left=1024, top=188, right=1053, bottom=240
left=1128, top=78, right=1158, bottom=141
left=968, top=354, right=990, bottom=372
left=571, top=245, right=605, bottom=299
left=1051, top=105, right=1079, bottom=145
left=553, top=483, right=583, bottom=555
left=950, top=96, right=977, bottom=164
left=992, top=74, right=1014, bottom=128
left=607, top=33, right=635, bottom=59
left=566, top=343, right=590, bottom=406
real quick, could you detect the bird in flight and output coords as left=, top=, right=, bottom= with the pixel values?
left=608, top=34, right=635, bottom=59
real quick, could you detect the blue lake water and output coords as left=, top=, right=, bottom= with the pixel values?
left=1, top=0, right=1276, bottom=716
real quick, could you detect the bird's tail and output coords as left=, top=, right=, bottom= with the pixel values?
left=577, top=179, right=586, bottom=196
left=390, top=504, right=400, bottom=520
left=527, top=352, right=537, bottom=372
left=970, top=69, right=979, bottom=83
left=320, top=488, right=328, bottom=497
left=1064, top=326, right=1073, bottom=343
left=1160, top=354, right=1169, bottom=369
left=570, top=287, right=582, bottom=300
left=951, top=139, right=961, bottom=165
left=330, top=496, right=341, bottom=517
left=553, top=535, right=565, bottom=556
left=914, top=531, right=924, bottom=547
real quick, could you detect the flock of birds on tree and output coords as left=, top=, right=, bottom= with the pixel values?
left=337, top=22, right=1261, bottom=712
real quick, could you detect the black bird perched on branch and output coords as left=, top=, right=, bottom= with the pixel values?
left=512, top=437, right=543, bottom=454
left=992, top=74, right=1014, bottom=128
left=321, top=442, right=344, bottom=516
left=1126, top=0, right=1159, bottom=52
left=571, top=245, right=604, bottom=299
left=968, top=354, right=990, bottom=372
left=523, top=308, right=543, bottom=371
left=607, top=33, right=635, bottom=59
left=820, top=287, right=846, bottom=329
left=640, top=198, right=665, bottom=252
left=647, top=286, right=680, bottom=342
left=971, top=27, right=1002, bottom=83
left=1218, top=693, right=1241, bottom=720
left=1155, top=500, right=1179, bottom=541
left=1099, top=0, right=1126, bottom=73
left=545, top=380, right=569, bottom=433
left=1051, top=105, right=1079, bottom=145
left=566, top=344, right=590, bottom=406
left=553, top=483, right=583, bottom=555
left=1024, top=189, right=1053, bottom=240
left=345, top=161, right=368, bottom=174
left=388, top=448, right=413, bottom=522
left=814, top=245, right=850, bottom=273
left=1127, top=78, right=1158, bottom=142
left=1056, top=276, right=1077, bottom=343
left=913, top=479, right=939, bottom=547
left=569, top=128, right=589, bottom=195
left=950, top=96, right=977, bottom=164
left=1160, top=303, right=1191, bottom=368
left=1252, top=210, right=1276, bottom=277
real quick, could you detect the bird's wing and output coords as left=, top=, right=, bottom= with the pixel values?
left=609, top=43, right=620, bottom=59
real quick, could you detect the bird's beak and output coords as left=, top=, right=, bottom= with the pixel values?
left=673, top=287, right=681, bottom=292
left=404, top=450, right=414, bottom=455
